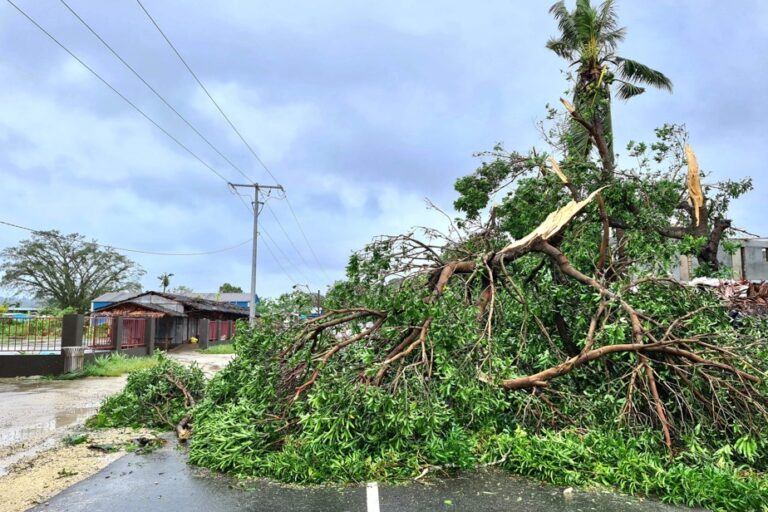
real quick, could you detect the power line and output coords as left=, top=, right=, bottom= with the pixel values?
left=6, top=0, right=275, bottom=263
left=281, top=197, right=331, bottom=282
left=135, top=0, right=332, bottom=283
left=227, top=199, right=312, bottom=288
left=134, top=0, right=278, bottom=185
left=3, top=218, right=310, bottom=290
left=0, top=219, right=251, bottom=256
left=64, top=0, right=323, bottom=285
left=258, top=231, right=302, bottom=287
left=264, top=203, right=315, bottom=274
left=261, top=221, right=315, bottom=286
left=58, top=0, right=256, bottom=186
left=4, top=0, right=236, bottom=187
left=8, top=0, right=322, bottom=290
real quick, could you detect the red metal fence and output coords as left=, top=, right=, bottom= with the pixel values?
left=85, top=316, right=114, bottom=351
left=121, top=318, right=146, bottom=348
left=220, top=321, right=231, bottom=340
left=1, top=315, right=235, bottom=354
left=0, top=317, right=63, bottom=353
left=208, top=321, right=218, bottom=341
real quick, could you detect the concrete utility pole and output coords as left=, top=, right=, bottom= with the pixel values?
left=229, top=182, right=284, bottom=324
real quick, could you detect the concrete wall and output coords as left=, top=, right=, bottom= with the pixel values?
left=0, top=354, right=63, bottom=378
left=742, top=243, right=768, bottom=280
left=674, top=239, right=768, bottom=281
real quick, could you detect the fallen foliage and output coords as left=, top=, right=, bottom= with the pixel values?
left=87, top=353, right=204, bottom=430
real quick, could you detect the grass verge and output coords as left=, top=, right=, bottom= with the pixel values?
left=52, top=353, right=161, bottom=380
left=197, top=344, right=235, bottom=354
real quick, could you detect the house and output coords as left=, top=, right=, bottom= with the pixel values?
left=91, top=291, right=254, bottom=312
left=675, top=238, right=768, bottom=281
left=92, top=291, right=249, bottom=347
left=91, top=292, right=137, bottom=311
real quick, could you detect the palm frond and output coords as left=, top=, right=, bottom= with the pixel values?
left=616, top=82, right=645, bottom=100
left=596, top=0, right=619, bottom=33
left=573, top=0, right=598, bottom=43
left=546, top=38, right=575, bottom=59
left=567, top=119, right=593, bottom=160
left=617, top=57, right=673, bottom=91
left=600, top=27, right=626, bottom=52
left=549, top=1, right=578, bottom=47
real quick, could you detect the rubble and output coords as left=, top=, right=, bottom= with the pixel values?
left=690, top=278, right=768, bottom=315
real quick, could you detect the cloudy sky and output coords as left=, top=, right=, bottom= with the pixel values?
left=0, top=0, right=766, bottom=299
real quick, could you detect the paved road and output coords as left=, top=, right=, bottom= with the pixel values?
left=32, top=440, right=697, bottom=512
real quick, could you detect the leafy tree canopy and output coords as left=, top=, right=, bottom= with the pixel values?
left=219, top=282, right=243, bottom=293
left=170, top=285, right=194, bottom=295
left=0, top=231, right=144, bottom=312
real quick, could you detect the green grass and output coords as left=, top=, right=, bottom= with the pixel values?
left=197, top=343, right=235, bottom=354
left=53, top=353, right=161, bottom=379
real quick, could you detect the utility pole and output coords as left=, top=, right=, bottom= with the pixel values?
left=229, top=182, right=283, bottom=324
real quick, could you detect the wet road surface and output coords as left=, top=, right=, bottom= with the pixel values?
left=0, top=376, right=127, bottom=476
left=33, top=440, right=699, bottom=512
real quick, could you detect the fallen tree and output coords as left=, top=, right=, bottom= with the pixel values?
left=92, top=2, right=768, bottom=509
left=186, top=136, right=768, bottom=509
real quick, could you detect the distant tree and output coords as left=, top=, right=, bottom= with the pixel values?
left=218, top=282, right=243, bottom=293
left=158, top=272, right=174, bottom=292
left=170, top=285, right=194, bottom=295
left=0, top=231, right=144, bottom=312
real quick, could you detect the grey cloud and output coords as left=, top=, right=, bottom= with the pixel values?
left=0, top=0, right=766, bottom=296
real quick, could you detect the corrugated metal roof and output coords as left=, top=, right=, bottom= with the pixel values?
left=188, top=293, right=252, bottom=302
left=122, top=301, right=185, bottom=317
left=94, top=292, right=249, bottom=317
left=92, top=291, right=140, bottom=302
left=92, top=291, right=251, bottom=303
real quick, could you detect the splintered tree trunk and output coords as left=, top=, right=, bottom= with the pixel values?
left=696, top=217, right=732, bottom=272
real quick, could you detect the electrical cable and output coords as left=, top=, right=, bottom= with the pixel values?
left=6, top=0, right=321, bottom=289
left=62, top=0, right=325, bottom=284
left=264, top=203, right=315, bottom=273
left=58, top=0, right=256, bottom=186
left=5, top=0, right=230, bottom=186
left=258, top=231, right=302, bottom=287
left=135, top=0, right=332, bottom=282
left=260, top=224, right=315, bottom=287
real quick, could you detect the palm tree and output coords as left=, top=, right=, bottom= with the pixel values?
left=547, top=0, right=672, bottom=165
left=157, top=272, right=173, bottom=293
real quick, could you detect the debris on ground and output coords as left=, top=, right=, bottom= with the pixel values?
left=0, top=428, right=157, bottom=512
left=691, top=278, right=768, bottom=314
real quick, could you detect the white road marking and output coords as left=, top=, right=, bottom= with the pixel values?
left=366, top=481, right=380, bottom=512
